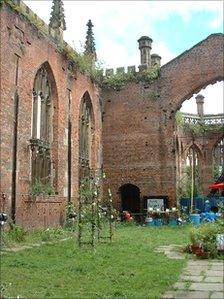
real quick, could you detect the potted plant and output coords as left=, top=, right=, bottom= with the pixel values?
left=189, top=226, right=202, bottom=254
left=169, top=207, right=178, bottom=226
left=152, top=209, right=163, bottom=226
left=190, top=207, right=201, bottom=225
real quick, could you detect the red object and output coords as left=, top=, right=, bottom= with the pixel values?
left=208, top=182, right=224, bottom=189
left=123, top=211, right=133, bottom=221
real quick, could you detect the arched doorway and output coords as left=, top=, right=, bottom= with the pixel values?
left=119, top=184, right=140, bottom=214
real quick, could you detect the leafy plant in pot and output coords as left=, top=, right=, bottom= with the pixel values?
left=189, top=226, right=202, bottom=254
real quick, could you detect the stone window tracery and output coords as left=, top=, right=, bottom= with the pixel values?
left=178, top=145, right=202, bottom=197
left=30, top=66, right=52, bottom=184
left=79, top=94, right=94, bottom=180
left=213, top=137, right=224, bottom=180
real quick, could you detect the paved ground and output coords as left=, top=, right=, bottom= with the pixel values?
left=157, top=245, right=224, bottom=299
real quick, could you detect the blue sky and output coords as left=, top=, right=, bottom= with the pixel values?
left=24, top=0, right=223, bottom=114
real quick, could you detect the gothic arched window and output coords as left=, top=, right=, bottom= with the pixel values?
left=213, top=137, right=224, bottom=180
left=30, top=66, right=53, bottom=184
left=179, top=145, right=202, bottom=197
left=79, top=93, right=94, bottom=180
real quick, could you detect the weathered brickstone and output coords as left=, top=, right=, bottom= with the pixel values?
left=0, top=2, right=102, bottom=228
left=102, top=33, right=224, bottom=210
left=1, top=1, right=224, bottom=228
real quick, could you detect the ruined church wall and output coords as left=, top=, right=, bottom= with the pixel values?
left=0, top=2, right=102, bottom=228
left=102, top=33, right=224, bottom=211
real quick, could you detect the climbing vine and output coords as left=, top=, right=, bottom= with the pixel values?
left=4, top=0, right=161, bottom=89
left=175, top=112, right=224, bottom=136
left=102, top=65, right=160, bottom=90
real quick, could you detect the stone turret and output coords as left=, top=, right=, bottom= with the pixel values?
left=84, top=20, right=97, bottom=61
left=196, top=94, right=204, bottom=118
left=151, top=54, right=161, bottom=67
left=49, top=0, right=66, bottom=42
left=138, top=36, right=153, bottom=71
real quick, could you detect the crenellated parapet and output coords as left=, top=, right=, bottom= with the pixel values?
left=104, top=62, right=159, bottom=78
left=104, top=36, right=161, bottom=78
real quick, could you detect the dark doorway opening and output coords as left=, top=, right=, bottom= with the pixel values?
left=119, top=184, right=140, bottom=215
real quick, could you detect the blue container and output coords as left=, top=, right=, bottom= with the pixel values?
left=207, top=212, right=216, bottom=222
left=145, top=217, right=154, bottom=226
left=190, top=214, right=200, bottom=225
left=169, top=219, right=177, bottom=226
left=154, top=219, right=163, bottom=226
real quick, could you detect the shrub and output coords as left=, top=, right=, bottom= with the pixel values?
left=8, top=224, right=26, bottom=243
left=40, top=228, right=66, bottom=242
left=29, top=178, right=55, bottom=197
left=189, top=222, right=221, bottom=258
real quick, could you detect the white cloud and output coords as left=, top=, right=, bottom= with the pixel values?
left=23, top=1, right=223, bottom=113
left=209, top=16, right=223, bottom=29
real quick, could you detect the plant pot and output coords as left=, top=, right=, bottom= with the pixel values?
left=169, top=219, right=177, bottom=226
left=217, top=234, right=224, bottom=251
left=154, top=219, right=163, bottom=226
left=195, top=249, right=209, bottom=259
left=190, top=213, right=200, bottom=225
left=190, top=244, right=202, bottom=254
left=145, top=217, right=154, bottom=226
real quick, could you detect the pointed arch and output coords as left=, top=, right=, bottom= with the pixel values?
left=78, top=91, right=95, bottom=181
left=160, top=34, right=224, bottom=113
left=30, top=61, right=58, bottom=187
left=179, top=143, right=203, bottom=198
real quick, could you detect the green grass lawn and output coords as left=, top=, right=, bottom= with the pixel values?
left=1, top=225, right=190, bottom=299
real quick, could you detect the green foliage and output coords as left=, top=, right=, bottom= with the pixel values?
left=178, top=165, right=202, bottom=199
left=39, top=228, right=66, bottom=242
left=213, top=164, right=222, bottom=181
left=189, top=226, right=200, bottom=245
left=79, top=177, right=96, bottom=205
left=60, top=43, right=104, bottom=83
left=179, top=121, right=224, bottom=136
left=218, top=203, right=224, bottom=215
left=64, top=201, right=77, bottom=229
left=1, top=226, right=189, bottom=299
left=138, top=65, right=160, bottom=83
left=29, top=178, right=55, bottom=197
left=175, top=111, right=184, bottom=126
left=102, top=70, right=135, bottom=90
left=175, top=110, right=224, bottom=136
left=102, top=66, right=160, bottom=90
left=2, top=227, right=72, bottom=248
left=7, top=224, right=27, bottom=243
left=188, top=222, right=222, bottom=258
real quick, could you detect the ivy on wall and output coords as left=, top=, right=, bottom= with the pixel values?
left=101, top=65, right=160, bottom=90
left=175, top=112, right=224, bottom=136
left=3, top=0, right=161, bottom=90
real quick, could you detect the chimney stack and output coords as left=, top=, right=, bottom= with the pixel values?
left=195, top=94, right=204, bottom=118
left=151, top=54, right=161, bottom=67
left=138, top=36, right=153, bottom=70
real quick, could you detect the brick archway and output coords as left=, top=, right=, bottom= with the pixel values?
left=158, top=33, right=224, bottom=204
left=159, top=33, right=224, bottom=113
left=102, top=33, right=224, bottom=209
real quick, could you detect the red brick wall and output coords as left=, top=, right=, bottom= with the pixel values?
left=0, top=3, right=102, bottom=228
left=102, top=33, right=224, bottom=211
